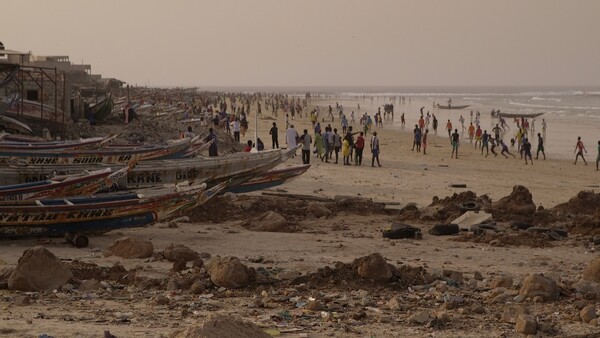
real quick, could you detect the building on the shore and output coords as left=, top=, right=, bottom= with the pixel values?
left=0, top=42, right=125, bottom=134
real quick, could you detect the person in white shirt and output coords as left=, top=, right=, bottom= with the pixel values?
left=285, top=124, right=299, bottom=157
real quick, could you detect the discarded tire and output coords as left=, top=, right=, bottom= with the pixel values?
left=428, top=224, right=460, bottom=236
left=510, top=221, right=532, bottom=230
left=459, top=201, right=481, bottom=212
left=383, top=223, right=422, bottom=239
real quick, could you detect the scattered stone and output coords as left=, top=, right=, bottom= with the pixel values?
left=79, top=279, right=101, bottom=291
left=169, top=314, right=270, bottom=338
left=387, top=297, right=402, bottom=311
left=515, top=315, right=537, bottom=335
left=8, top=246, right=73, bottom=291
left=573, top=280, right=600, bottom=298
left=355, top=253, right=392, bottom=281
left=471, top=304, right=486, bottom=314
left=206, top=256, right=255, bottom=289
left=580, top=305, right=597, bottom=323
left=306, top=202, right=332, bottom=218
left=489, top=275, right=513, bottom=288
left=442, top=270, right=464, bottom=283
left=61, top=283, right=74, bottom=292
left=305, top=300, right=324, bottom=311
left=474, top=271, right=484, bottom=281
left=14, top=295, right=31, bottom=306
left=190, top=281, right=205, bottom=294
left=276, top=270, right=301, bottom=280
left=164, top=244, right=200, bottom=262
left=104, top=237, right=154, bottom=259
left=583, top=256, right=600, bottom=282
left=244, top=211, right=289, bottom=232
left=155, top=295, right=170, bottom=306
left=518, top=273, right=560, bottom=301
left=501, top=306, right=531, bottom=323
left=409, top=311, right=431, bottom=325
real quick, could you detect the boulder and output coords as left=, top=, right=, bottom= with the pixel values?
left=583, top=256, right=600, bottom=282
left=488, top=185, right=536, bottom=218
left=355, top=253, right=392, bottom=281
left=169, top=314, right=270, bottom=338
left=163, top=244, right=200, bottom=262
left=245, top=211, right=288, bottom=232
left=8, top=246, right=72, bottom=291
left=409, top=311, right=431, bottom=325
left=515, top=315, right=537, bottom=335
left=580, top=305, right=597, bottom=323
left=104, top=237, right=154, bottom=259
left=306, top=202, right=332, bottom=218
left=489, top=275, right=513, bottom=288
left=206, top=256, right=254, bottom=289
left=518, top=273, right=560, bottom=301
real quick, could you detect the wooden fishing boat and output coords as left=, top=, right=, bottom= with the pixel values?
left=90, top=94, right=115, bottom=121
left=0, top=181, right=227, bottom=239
left=0, top=166, right=129, bottom=202
left=436, top=104, right=470, bottom=110
left=226, top=164, right=310, bottom=194
left=0, top=138, right=192, bottom=166
left=493, top=111, right=545, bottom=119
left=0, top=134, right=117, bottom=151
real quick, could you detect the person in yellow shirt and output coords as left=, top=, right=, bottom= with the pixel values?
left=342, top=138, right=351, bottom=165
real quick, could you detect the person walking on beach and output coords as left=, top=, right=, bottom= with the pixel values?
left=541, top=119, right=547, bottom=139
left=333, top=128, right=341, bottom=164
left=490, top=138, right=498, bottom=157
left=535, top=133, right=545, bottom=160
left=474, top=126, right=482, bottom=149
left=205, top=128, right=218, bottom=157
left=232, top=118, right=241, bottom=143
left=269, top=122, right=279, bottom=149
left=523, top=137, right=533, bottom=165
left=422, top=129, right=429, bottom=155
left=574, top=136, right=588, bottom=165
left=446, top=120, right=453, bottom=139
left=481, top=130, right=490, bottom=156
left=400, top=113, right=406, bottom=127
left=301, top=129, right=312, bottom=164
left=492, top=124, right=502, bottom=142
left=370, top=131, right=381, bottom=167
left=432, top=114, right=438, bottom=134
left=314, top=130, right=324, bottom=161
left=354, top=132, right=365, bottom=165
left=596, top=140, right=600, bottom=170
left=459, top=115, right=465, bottom=132
left=342, top=138, right=351, bottom=165
left=451, top=129, right=460, bottom=159
left=500, top=139, right=516, bottom=158
left=468, top=123, right=475, bottom=143
left=285, top=124, right=298, bottom=156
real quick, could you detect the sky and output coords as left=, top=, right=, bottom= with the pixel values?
left=2, top=0, right=600, bottom=88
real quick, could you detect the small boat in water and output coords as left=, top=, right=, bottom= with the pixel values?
left=493, top=111, right=544, bottom=119
left=436, top=103, right=470, bottom=110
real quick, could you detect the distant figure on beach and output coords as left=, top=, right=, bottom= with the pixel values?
left=596, top=140, right=600, bottom=170
left=474, top=126, right=482, bottom=149
left=451, top=129, right=460, bottom=159
left=492, top=124, right=502, bottom=142
left=432, top=114, right=438, bottom=134
left=286, top=124, right=298, bottom=153
left=269, top=122, right=279, bottom=149
left=205, top=128, right=218, bottom=157
left=257, top=138, right=264, bottom=151
left=535, top=133, right=545, bottom=160
left=400, top=113, right=405, bottom=127
left=422, top=129, right=428, bottom=155
left=541, top=119, right=547, bottom=139
left=354, top=132, right=365, bottom=165
left=523, top=137, right=533, bottom=165
left=370, top=131, right=381, bottom=167
left=301, top=129, right=312, bottom=164
left=314, top=131, right=324, bottom=161
left=459, top=115, right=465, bottom=131
left=333, top=128, right=341, bottom=164
left=184, top=126, right=195, bottom=139
left=468, top=123, right=475, bottom=143
left=574, top=136, right=588, bottom=165
left=490, top=138, right=498, bottom=157
left=232, top=118, right=241, bottom=142
left=500, top=139, right=515, bottom=158
left=481, top=130, right=490, bottom=156
left=342, top=137, right=351, bottom=165
left=446, top=120, right=453, bottom=139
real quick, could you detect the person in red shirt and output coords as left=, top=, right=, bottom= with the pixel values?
left=474, top=126, right=483, bottom=149
left=468, top=123, right=475, bottom=143
left=354, top=132, right=365, bottom=165
left=243, top=140, right=253, bottom=152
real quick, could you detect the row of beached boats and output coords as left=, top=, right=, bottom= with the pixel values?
left=0, top=132, right=308, bottom=244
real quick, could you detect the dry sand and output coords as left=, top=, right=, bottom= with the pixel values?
left=1, top=96, right=600, bottom=337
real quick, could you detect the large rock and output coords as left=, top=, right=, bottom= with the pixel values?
left=104, top=237, right=154, bottom=259
left=169, top=314, right=270, bottom=338
left=206, top=256, right=254, bottom=289
left=518, top=273, right=560, bottom=301
left=8, top=247, right=72, bottom=291
left=355, top=253, right=392, bottom=281
left=244, top=211, right=288, bottom=232
left=306, top=202, right=332, bottom=218
left=163, top=244, right=200, bottom=262
left=515, top=315, right=537, bottom=335
left=488, top=185, right=536, bottom=218
left=583, top=256, right=600, bottom=282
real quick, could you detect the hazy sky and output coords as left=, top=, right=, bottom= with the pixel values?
left=2, top=0, right=599, bottom=87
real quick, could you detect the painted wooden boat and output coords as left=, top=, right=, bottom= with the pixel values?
left=0, top=166, right=130, bottom=202
left=0, top=138, right=192, bottom=166
left=0, top=134, right=117, bottom=151
left=436, top=104, right=470, bottom=110
left=0, top=181, right=227, bottom=238
left=494, top=111, right=544, bottom=119
left=226, top=164, right=310, bottom=194
left=90, top=95, right=115, bottom=121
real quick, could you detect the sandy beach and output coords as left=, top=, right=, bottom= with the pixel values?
left=1, top=94, right=600, bottom=338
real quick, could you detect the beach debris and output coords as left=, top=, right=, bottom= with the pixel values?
left=583, top=256, right=600, bottom=282
left=356, top=253, right=392, bottom=281
left=382, top=222, right=422, bottom=239
left=448, top=183, right=467, bottom=188
left=8, top=246, right=72, bottom=291
left=428, top=224, right=459, bottom=236
left=451, top=211, right=492, bottom=231
left=518, top=273, right=560, bottom=302
left=169, top=314, right=270, bottom=338
left=409, top=310, right=431, bottom=325
left=580, top=305, right=598, bottom=323
left=14, top=295, right=31, bottom=306
left=104, top=237, right=154, bottom=259
left=489, top=275, right=513, bottom=289
left=306, top=202, right=332, bottom=218
left=79, top=279, right=101, bottom=291
left=163, top=243, right=200, bottom=262
left=206, top=256, right=255, bottom=289
left=487, top=185, right=536, bottom=219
